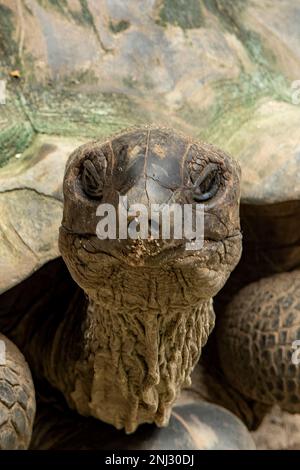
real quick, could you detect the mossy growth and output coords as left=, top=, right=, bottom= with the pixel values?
left=20, top=76, right=150, bottom=140
left=0, top=75, right=35, bottom=166
left=204, top=0, right=276, bottom=68
left=196, top=70, right=290, bottom=147
left=0, top=120, right=34, bottom=167
left=36, top=0, right=68, bottom=15
left=36, top=0, right=94, bottom=27
left=0, top=4, right=19, bottom=66
left=109, top=20, right=130, bottom=34
left=71, top=0, right=94, bottom=27
left=157, top=0, right=204, bottom=29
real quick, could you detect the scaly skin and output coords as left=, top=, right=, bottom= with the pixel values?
left=56, top=127, right=242, bottom=432
left=0, top=126, right=242, bottom=442
left=51, top=253, right=216, bottom=432
left=218, top=270, right=300, bottom=414
left=0, top=334, right=35, bottom=449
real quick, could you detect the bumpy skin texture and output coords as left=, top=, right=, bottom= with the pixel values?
left=218, top=270, right=300, bottom=414
left=0, top=334, right=35, bottom=449
left=57, top=126, right=242, bottom=433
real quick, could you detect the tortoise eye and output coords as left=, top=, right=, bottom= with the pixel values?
left=81, top=151, right=107, bottom=199
left=193, top=164, right=220, bottom=202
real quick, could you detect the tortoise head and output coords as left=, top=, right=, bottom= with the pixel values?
left=59, top=127, right=242, bottom=298
left=58, top=127, right=242, bottom=431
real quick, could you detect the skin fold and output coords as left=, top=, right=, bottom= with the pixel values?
left=56, top=127, right=242, bottom=432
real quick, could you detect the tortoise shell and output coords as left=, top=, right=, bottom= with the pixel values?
left=31, top=401, right=255, bottom=450
left=0, top=0, right=299, bottom=451
left=0, top=1, right=299, bottom=294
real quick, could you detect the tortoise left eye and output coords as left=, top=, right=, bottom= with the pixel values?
left=81, top=151, right=107, bottom=199
left=193, top=164, right=220, bottom=202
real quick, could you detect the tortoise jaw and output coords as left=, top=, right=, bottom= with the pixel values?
left=60, top=226, right=187, bottom=267
left=60, top=225, right=241, bottom=270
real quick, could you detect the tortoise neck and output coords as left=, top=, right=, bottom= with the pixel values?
left=50, top=292, right=215, bottom=432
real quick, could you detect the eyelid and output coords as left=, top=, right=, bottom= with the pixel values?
left=192, top=163, right=221, bottom=202
left=193, top=163, right=219, bottom=187
left=81, top=152, right=107, bottom=199
left=83, top=159, right=99, bottom=179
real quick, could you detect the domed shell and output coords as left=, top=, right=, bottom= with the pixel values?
left=31, top=401, right=256, bottom=450
left=0, top=0, right=300, bottom=294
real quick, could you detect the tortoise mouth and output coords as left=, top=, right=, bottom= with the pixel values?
left=60, top=225, right=241, bottom=268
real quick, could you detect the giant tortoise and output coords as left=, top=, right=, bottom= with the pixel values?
left=0, top=0, right=299, bottom=450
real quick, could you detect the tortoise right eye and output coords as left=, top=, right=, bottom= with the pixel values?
left=193, top=164, right=221, bottom=202
left=81, top=151, right=107, bottom=199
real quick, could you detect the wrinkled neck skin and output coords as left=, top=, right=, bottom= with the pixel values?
left=49, top=265, right=215, bottom=433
